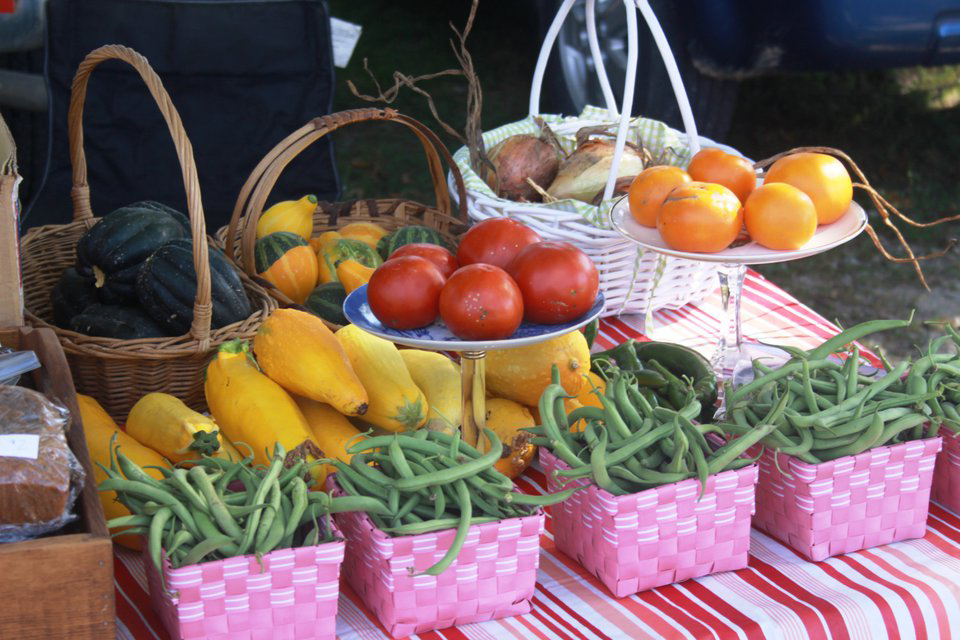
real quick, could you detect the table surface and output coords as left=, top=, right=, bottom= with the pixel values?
left=113, top=270, right=960, bottom=640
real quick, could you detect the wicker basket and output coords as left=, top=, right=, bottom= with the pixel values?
left=752, top=438, right=941, bottom=562
left=20, top=45, right=276, bottom=420
left=540, top=449, right=757, bottom=597
left=448, top=0, right=746, bottom=318
left=218, top=107, right=470, bottom=311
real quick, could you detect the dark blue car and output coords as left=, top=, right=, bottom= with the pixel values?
left=535, top=0, right=960, bottom=138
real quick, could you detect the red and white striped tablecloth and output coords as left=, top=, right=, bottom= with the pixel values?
left=113, top=270, right=960, bottom=640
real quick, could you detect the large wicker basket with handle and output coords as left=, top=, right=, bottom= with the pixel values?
left=449, top=0, right=747, bottom=320
left=20, top=45, right=276, bottom=419
left=219, top=107, right=469, bottom=312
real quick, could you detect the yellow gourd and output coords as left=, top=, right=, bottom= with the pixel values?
left=335, top=259, right=375, bottom=294
left=256, top=194, right=317, bottom=241
left=293, top=395, right=361, bottom=485
left=339, top=221, right=388, bottom=249
left=335, top=324, right=428, bottom=432
left=77, top=394, right=168, bottom=550
left=485, top=330, right=590, bottom=406
left=399, top=349, right=461, bottom=433
left=126, top=393, right=223, bottom=464
left=309, top=230, right=342, bottom=254
left=253, top=309, right=368, bottom=416
left=483, top=397, right=537, bottom=479
left=204, top=340, right=323, bottom=482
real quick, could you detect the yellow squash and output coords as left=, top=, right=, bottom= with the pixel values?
left=335, top=259, right=375, bottom=294
left=294, top=395, right=361, bottom=485
left=77, top=394, right=168, bottom=550
left=204, top=340, right=323, bottom=482
left=126, top=393, right=223, bottom=464
left=335, top=324, right=428, bottom=432
left=253, top=308, right=368, bottom=415
left=338, top=221, right=388, bottom=249
left=256, top=194, right=317, bottom=241
left=399, top=349, right=461, bottom=433
left=483, top=397, right=537, bottom=479
left=485, top=330, right=589, bottom=406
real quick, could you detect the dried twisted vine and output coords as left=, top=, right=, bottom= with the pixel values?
left=754, top=146, right=960, bottom=290
left=346, top=0, right=494, bottom=179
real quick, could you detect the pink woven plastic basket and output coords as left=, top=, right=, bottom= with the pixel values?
left=753, top=437, right=941, bottom=562
left=143, top=527, right=345, bottom=640
left=932, top=427, right=960, bottom=514
left=330, top=481, right=544, bottom=637
left=540, top=449, right=758, bottom=598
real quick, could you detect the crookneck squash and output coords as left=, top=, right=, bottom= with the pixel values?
left=254, top=231, right=318, bottom=304
left=136, top=239, right=252, bottom=335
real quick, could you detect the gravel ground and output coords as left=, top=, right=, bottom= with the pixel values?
left=754, top=231, right=960, bottom=360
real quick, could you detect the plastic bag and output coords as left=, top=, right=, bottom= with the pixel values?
left=0, top=384, right=85, bottom=542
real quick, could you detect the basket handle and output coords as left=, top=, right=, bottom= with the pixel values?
left=227, top=107, right=468, bottom=276
left=528, top=0, right=701, bottom=202
left=67, top=44, right=213, bottom=348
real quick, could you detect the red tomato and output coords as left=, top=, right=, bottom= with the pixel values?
left=389, top=243, right=459, bottom=280
left=506, top=241, right=599, bottom=324
left=456, top=218, right=541, bottom=270
left=439, top=264, right=524, bottom=341
left=367, top=256, right=445, bottom=329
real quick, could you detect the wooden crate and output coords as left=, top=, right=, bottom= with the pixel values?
left=0, top=326, right=115, bottom=639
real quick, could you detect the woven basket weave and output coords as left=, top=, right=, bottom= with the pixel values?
left=540, top=449, right=757, bottom=598
left=752, top=437, right=941, bottom=562
left=331, top=477, right=543, bottom=637
left=932, top=427, right=960, bottom=514
left=218, top=107, right=469, bottom=312
left=143, top=531, right=345, bottom=640
left=20, top=45, right=276, bottom=420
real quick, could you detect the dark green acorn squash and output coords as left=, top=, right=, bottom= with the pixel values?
left=50, top=267, right=99, bottom=328
left=75, top=202, right=190, bottom=304
left=136, top=239, right=252, bottom=335
left=69, top=304, right=169, bottom=339
left=303, top=282, right=348, bottom=326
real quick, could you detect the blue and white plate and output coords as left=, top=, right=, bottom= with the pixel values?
left=344, top=286, right=605, bottom=351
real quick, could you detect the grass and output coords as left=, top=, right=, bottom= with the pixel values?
left=327, top=1, right=960, bottom=357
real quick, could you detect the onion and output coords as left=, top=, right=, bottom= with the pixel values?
left=483, top=134, right=561, bottom=202
left=547, top=138, right=648, bottom=203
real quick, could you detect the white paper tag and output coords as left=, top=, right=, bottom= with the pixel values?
left=0, top=434, right=39, bottom=460
left=330, top=16, right=362, bottom=68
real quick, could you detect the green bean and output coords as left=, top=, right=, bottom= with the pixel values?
left=167, top=468, right=208, bottom=512
left=876, top=413, right=929, bottom=447
left=537, top=383, right=584, bottom=467
left=277, top=461, right=306, bottom=491
left=417, top=480, right=472, bottom=576
left=116, top=451, right=167, bottom=490
left=666, top=421, right=688, bottom=474
left=612, top=376, right=646, bottom=431
left=392, top=429, right=502, bottom=492
left=393, top=493, right=422, bottom=525
left=99, top=478, right=200, bottom=539
left=504, top=484, right=583, bottom=506
left=259, top=512, right=286, bottom=554
left=255, top=481, right=282, bottom=551
left=688, top=434, right=710, bottom=500
left=640, top=449, right=666, bottom=469
left=181, top=535, right=236, bottom=566
left=166, top=530, right=195, bottom=566
left=625, top=384, right=655, bottom=417
left=383, top=516, right=500, bottom=536
left=806, top=317, right=912, bottom=361
left=422, top=429, right=485, bottom=459
left=331, top=460, right=386, bottom=497
left=188, top=466, right=244, bottom=541
left=587, top=426, right=626, bottom=495
left=790, top=361, right=911, bottom=428
left=214, top=463, right=242, bottom=494
left=846, top=346, right=861, bottom=399
left=707, top=422, right=778, bottom=474
left=323, top=495, right=393, bottom=516
left=236, top=446, right=285, bottom=556
left=148, top=506, right=173, bottom=580
left=105, top=514, right=153, bottom=529
left=816, top=411, right=886, bottom=461
left=811, top=431, right=862, bottom=451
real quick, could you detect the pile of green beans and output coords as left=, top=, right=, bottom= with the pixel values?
left=908, top=323, right=960, bottom=434
left=590, top=339, right=719, bottom=422
left=722, top=316, right=946, bottom=464
left=331, top=428, right=574, bottom=577
left=99, top=437, right=384, bottom=577
left=527, top=365, right=764, bottom=498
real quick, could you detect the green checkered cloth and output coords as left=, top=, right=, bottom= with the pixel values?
left=453, top=106, right=695, bottom=228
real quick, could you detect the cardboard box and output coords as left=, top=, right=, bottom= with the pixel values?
left=0, top=113, right=23, bottom=327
